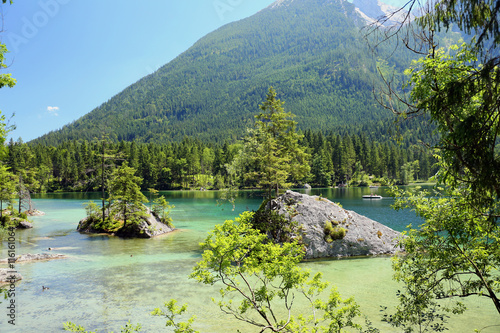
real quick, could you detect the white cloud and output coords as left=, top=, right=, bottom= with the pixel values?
left=47, top=106, right=59, bottom=116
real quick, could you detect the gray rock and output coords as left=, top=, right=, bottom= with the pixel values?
left=116, top=207, right=175, bottom=238
left=265, top=190, right=403, bottom=259
left=0, top=253, right=66, bottom=263
left=27, top=210, right=45, bottom=216
left=0, top=269, right=22, bottom=284
left=18, top=221, right=34, bottom=229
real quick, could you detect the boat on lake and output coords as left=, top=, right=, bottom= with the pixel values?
left=362, top=194, right=382, bottom=199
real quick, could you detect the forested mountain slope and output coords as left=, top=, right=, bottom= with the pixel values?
left=35, top=0, right=417, bottom=145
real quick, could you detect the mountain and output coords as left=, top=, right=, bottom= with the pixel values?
left=35, top=0, right=416, bottom=145
left=353, top=0, right=410, bottom=26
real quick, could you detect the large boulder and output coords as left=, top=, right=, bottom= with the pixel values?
left=78, top=206, right=174, bottom=238
left=264, top=190, right=403, bottom=259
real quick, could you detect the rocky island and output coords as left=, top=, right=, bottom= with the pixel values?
left=263, top=190, right=403, bottom=259
left=77, top=206, right=175, bottom=238
left=0, top=209, right=41, bottom=230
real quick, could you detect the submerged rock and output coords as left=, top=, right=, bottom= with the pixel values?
left=0, top=269, right=22, bottom=284
left=264, top=190, right=403, bottom=259
left=0, top=253, right=66, bottom=263
left=77, top=206, right=174, bottom=238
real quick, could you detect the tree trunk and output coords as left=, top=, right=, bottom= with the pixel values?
left=101, top=140, right=106, bottom=224
left=123, top=202, right=127, bottom=227
left=18, top=177, right=22, bottom=213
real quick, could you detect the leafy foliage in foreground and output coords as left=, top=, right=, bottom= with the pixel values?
left=63, top=320, right=142, bottom=333
left=388, top=40, right=500, bottom=324
left=152, top=299, right=199, bottom=333
left=190, top=211, right=361, bottom=332
left=381, top=20, right=500, bottom=329
left=403, top=40, right=500, bottom=199
left=388, top=181, right=500, bottom=331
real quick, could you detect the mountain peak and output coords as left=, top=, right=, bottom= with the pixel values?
left=268, top=0, right=345, bottom=10
left=352, top=0, right=409, bottom=26
left=268, top=0, right=292, bottom=8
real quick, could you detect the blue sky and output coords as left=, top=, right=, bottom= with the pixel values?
left=0, top=0, right=406, bottom=142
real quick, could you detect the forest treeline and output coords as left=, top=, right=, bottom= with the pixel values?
left=6, top=130, right=436, bottom=194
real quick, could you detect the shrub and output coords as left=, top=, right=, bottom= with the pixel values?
left=251, top=199, right=302, bottom=244
left=94, top=217, right=122, bottom=233
left=315, top=195, right=326, bottom=202
left=324, top=221, right=347, bottom=242
left=331, top=226, right=347, bottom=240
left=161, top=217, right=175, bottom=229
left=0, top=215, right=11, bottom=226
left=83, top=201, right=100, bottom=220
left=152, top=196, right=175, bottom=228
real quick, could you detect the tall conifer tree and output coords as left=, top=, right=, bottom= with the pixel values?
left=242, top=87, right=310, bottom=198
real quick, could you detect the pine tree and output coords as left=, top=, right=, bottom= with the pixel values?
left=0, top=165, right=17, bottom=219
left=108, top=162, right=148, bottom=227
left=242, top=87, right=310, bottom=198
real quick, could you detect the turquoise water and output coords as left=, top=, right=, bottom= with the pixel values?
left=0, top=188, right=498, bottom=332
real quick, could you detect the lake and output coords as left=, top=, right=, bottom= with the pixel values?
left=0, top=187, right=498, bottom=332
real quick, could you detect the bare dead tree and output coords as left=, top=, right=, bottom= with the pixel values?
left=18, top=175, right=34, bottom=214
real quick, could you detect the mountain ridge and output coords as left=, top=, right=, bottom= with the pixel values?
left=34, top=0, right=415, bottom=145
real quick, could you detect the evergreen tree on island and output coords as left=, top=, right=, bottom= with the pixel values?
left=239, top=87, right=310, bottom=198
left=108, top=162, right=148, bottom=228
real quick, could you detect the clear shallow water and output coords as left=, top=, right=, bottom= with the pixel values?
left=0, top=188, right=498, bottom=332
